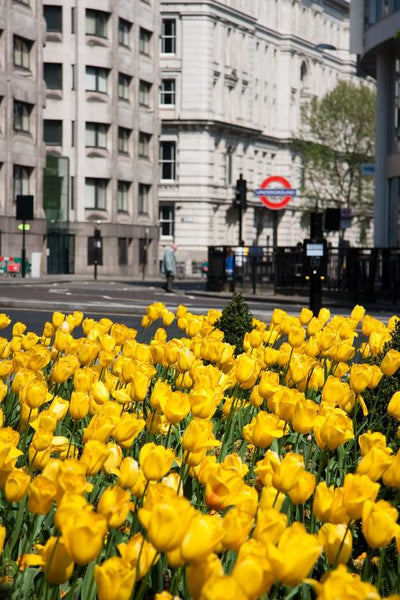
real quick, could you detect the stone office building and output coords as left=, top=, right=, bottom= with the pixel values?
left=42, top=0, right=160, bottom=275
left=159, top=0, right=364, bottom=273
left=0, top=0, right=47, bottom=267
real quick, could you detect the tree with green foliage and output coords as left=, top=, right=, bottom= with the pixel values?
left=214, top=293, right=254, bottom=355
left=294, top=80, right=376, bottom=243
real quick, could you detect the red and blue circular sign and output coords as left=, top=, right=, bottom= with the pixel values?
left=256, top=176, right=297, bottom=210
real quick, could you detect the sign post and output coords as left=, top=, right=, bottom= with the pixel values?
left=16, top=195, right=34, bottom=278
left=254, top=176, right=297, bottom=252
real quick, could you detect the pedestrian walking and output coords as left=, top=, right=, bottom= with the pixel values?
left=162, top=243, right=178, bottom=292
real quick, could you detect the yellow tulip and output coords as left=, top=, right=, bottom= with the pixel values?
left=362, top=499, right=399, bottom=548
left=243, top=412, right=287, bottom=448
left=180, top=512, right=224, bottom=563
left=139, top=443, right=175, bottom=481
left=139, top=495, right=194, bottom=552
left=287, top=470, right=316, bottom=504
left=0, top=525, right=5, bottom=553
left=113, top=413, right=145, bottom=448
left=253, top=507, right=287, bottom=545
left=40, top=536, right=75, bottom=584
left=187, top=554, right=223, bottom=600
left=313, top=406, right=354, bottom=451
left=61, top=509, right=108, bottom=566
left=356, top=446, right=393, bottom=481
left=388, top=391, right=400, bottom=421
left=349, top=363, right=373, bottom=394
left=235, top=354, right=260, bottom=387
left=309, top=564, right=381, bottom=599
left=342, top=473, right=380, bottom=521
left=80, top=440, right=110, bottom=476
left=232, top=539, right=275, bottom=599
left=27, top=475, right=57, bottom=514
left=199, top=575, right=248, bottom=600
left=5, top=468, right=31, bottom=502
left=271, top=452, right=304, bottom=494
left=220, top=507, right=253, bottom=551
left=318, top=523, right=353, bottom=565
left=117, top=533, right=158, bottom=580
left=274, top=522, right=322, bottom=587
left=381, top=348, right=400, bottom=376
left=97, top=485, right=131, bottom=528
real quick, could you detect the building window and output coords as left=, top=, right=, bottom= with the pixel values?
left=44, top=63, right=63, bottom=90
left=118, top=18, right=131, bottom=47
left=138, top=183, right=151, bottom=214
left=161, top=19, right=176, bottom=54
left=118, top=127, right=131, bottom=154
left=139, top=28, right=152, bottom=55
left=118, top=238, right=128, bottom=265
left=13, top=101, right=32, bottom=133
left=139, top=132, right=152, bottom=158
left=160, top=78, right=176, bottom=105
left=85, top=9, right=109, bottom=38
left=85, top=66, right=108, bottom=93
left=86, top=122, right=108, bottom=148
left=85, top=178, right=108, bottom=209
left=159, top=141, right=176, bottom=181
left=44, top=120, right=63, bottom=145
left=13, top=36, right=31, bottom=69
left=118, top=73, right=131, bottom=100
left=43, top=5, right=62, bottom=32
left=159, top=204, right=174, bottom=237
left=13, top=165, right=31, bottom=198
left=117, top=181, right=130, bottom=211
left=139, top=80, right=152, bottom=107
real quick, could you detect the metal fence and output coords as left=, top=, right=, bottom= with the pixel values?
left=207, top=245, right=400, bottom=304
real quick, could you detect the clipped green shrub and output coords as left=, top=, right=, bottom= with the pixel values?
left=214, top=292, right=254, bottom=355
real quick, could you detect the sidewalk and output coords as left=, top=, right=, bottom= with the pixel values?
left=3, top=272, right=398, bottom=313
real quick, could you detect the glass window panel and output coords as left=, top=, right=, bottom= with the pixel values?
left=160, top=79, right=176, bottom=105
left=44, top=63, right=62, bottom=90
left=43, top=5, right=62, bottom=32
left=161, top=19, right=176, bottom=53
left=85, top=178, right=107, bottom=209
left=44, top=120, right=62, bottom=145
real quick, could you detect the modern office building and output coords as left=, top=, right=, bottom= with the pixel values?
left=352, top=0, right=400, bottom=247
left=42, top=0, right=160, bottom=275
left=159, top=0, right=364, bottom=273
left=0, top=0, right=47, bottom=266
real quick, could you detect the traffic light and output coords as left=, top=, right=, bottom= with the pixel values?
left=234, top=174, right=247, bottom=209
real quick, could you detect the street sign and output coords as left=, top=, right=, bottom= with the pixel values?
left=17, top=224, right=31, bottom=231
left=361, top=163, right=375, bottom=176
left=255, top=176, right=297, bottom=210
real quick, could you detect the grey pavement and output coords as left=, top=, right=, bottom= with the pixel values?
left=0, top=273, right=398, bottom=314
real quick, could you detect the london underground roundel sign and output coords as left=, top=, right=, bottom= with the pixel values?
left=256, top=176, right=297, bottom=210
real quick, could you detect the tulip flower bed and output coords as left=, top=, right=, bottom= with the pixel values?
left=1, top=302, right=400, bottom=600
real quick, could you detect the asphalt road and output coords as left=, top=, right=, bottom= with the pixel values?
left=0, top=277, right=396, bottom=336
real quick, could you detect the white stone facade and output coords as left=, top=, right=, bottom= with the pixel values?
left=159, top=0, right=366, bottom=274
left=42, top=0, right=160, bottom=275
left=0, top=0, right=47, bottom=264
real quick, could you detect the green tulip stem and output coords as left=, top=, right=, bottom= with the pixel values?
left=177, top=451, right=190, bottom=495
left=8, top=494, right=27, bottom=558
left=377, top=547, right=386, bottom=594
left=133, top=552, right=160, bottom=600
left=164, top=423, right=173, bottom=448
left=315, top=448, right=328, bottom=487
left=332, top=521, right=352, bottom=568
left=219, top=394, right=240, bottom=462
left=66, top=420, right=77, bottom=459
left=248, top=446, right=259, bottom=482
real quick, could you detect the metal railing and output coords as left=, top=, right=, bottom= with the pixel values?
left=207, top=245, right=400, bottom=304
